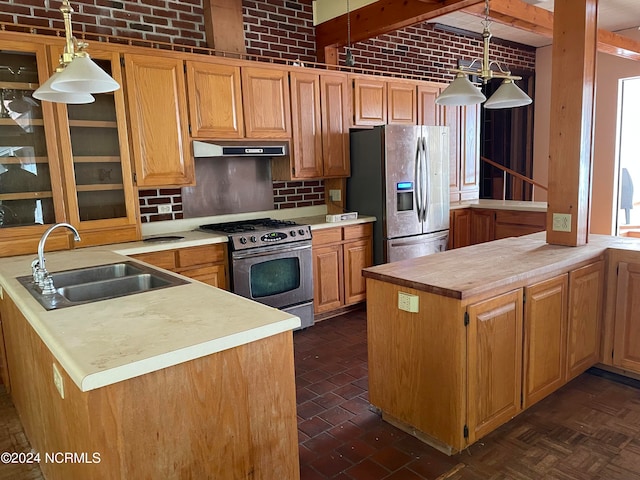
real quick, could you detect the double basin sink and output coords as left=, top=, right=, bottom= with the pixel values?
left=18, top=261, right=189, bottom=310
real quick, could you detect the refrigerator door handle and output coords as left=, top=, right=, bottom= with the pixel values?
left=422, top=136, right=430, bottom=223
left=414, top=137, right=423, bottom=222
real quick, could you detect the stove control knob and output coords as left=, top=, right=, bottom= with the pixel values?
left=250, top=236, right=257, bottom=243
left=290, top=230, right=296, bottom=237
left=239, top=237, right=247, bottom=245
left=298, top=229, right=306, bottom=236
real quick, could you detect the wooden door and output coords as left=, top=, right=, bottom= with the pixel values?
left=313, top=244, right=344, bottom=313
left=459, top=104, right=480, bottom=200
left=124, top=54, right=193, bottom=187
left=523, top=274, right=568, bottom=408
left=467, top=289, right=523, bottom=444
left=613, top=262, right=640, bottom=373
left=452, top=209, right=472, bottom=249
left=321, top=73, right=350, bottom=177
left=566, top=261, right=604, bottom=380
left=241, top=66, right=291, bottom=138
left=387, top=80, right=417, bottom=125
left=470, top=209, right=495, bottom=245
left=289, top=71, right=323, bottom=178
left=185, top=61, right=244, bottom=139
left=352, top=76, right=387, bottom=126
left=417, top=82, right=442, bottom=126
left=343, top=238, right=372, bottom=305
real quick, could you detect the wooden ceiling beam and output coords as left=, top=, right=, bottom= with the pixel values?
left=464, top=0, right=640, bottom=61
left=315, top=0, right=484, bottom=53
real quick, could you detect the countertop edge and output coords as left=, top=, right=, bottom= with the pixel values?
left=450, top=200, right=548, bottom=212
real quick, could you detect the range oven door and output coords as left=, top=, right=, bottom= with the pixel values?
left=231, top=242, right=313, bottom=309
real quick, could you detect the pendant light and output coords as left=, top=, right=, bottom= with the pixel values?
left=345, top=0, right=355, bottom=67
left=33, top=0, right=119, bottom=104
left=435, top=0, right=532, bottom=109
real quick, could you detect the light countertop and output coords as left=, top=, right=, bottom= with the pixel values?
left=450, top=199, right=548, bottom=212
left=0, top=247, right=299, bottom=392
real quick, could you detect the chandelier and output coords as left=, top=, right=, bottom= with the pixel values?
left=33, top=0, right=120, bottom=104
left=435, top=0, right=532, bottom=109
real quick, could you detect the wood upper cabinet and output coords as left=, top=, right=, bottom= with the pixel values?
left=418, top=82, right=442, bottom=126
left=566, top=261, right=604, bottom=381
left=52, top=46, right=139, bottom=246
left=320, top=73, right=350, bottom=177
left=613, top=262, right=640, bottom=373
left=185, top=61, right=244, bottom=139
left=467, top=289, right=523, bottom=444
left=523, top=274, right=568, bottom=409
left=446, top=104, right=480, bottom=202
left=124, top=54, right=193, bottom=187
left=352, top=76, right=387, bottom=126
left=289, top=71, right=323, bottom=178
left=241, top=66, right=291, bottom=138
left=387, top=80, right=417, bottom=125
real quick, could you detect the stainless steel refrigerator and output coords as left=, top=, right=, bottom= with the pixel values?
left=347, top=125, right=449, bottom=264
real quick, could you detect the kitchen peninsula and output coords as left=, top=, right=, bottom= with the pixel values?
left=363, top=232, right=640, bottom=455
left=0, top=246, right=300, bottom=479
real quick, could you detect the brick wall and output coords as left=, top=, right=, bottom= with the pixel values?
left=342, top=23, right=536, bottom=79
left=5, top=2, right=535, bottom=221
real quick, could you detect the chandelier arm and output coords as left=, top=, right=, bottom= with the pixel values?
left=60, top=0, right=76, bottom=65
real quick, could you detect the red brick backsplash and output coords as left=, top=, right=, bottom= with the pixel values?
left=273, top=180, right=325, bottom=210
left=138, top=181, right=325, bottom=222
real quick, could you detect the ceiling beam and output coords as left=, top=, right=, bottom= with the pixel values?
left=315, top=0, right=484, bottom=53
left=464, top=0, right=640, bottom=61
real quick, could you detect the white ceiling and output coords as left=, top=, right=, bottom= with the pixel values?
left=431, top=0, right=640, bottom=48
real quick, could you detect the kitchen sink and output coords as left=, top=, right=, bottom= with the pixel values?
left=17, top=261, right=189, bottom=310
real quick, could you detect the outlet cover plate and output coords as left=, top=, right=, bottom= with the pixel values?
left=398, top=292, right=419, bottom=313
left=158, top=204, right=172, bottom=214
left=552, top=213, right=572, bottom=232
left=52, top=363, right=65, bottom=399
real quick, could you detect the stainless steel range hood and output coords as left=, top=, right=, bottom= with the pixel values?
left=192, top=140, right=288, bottom=158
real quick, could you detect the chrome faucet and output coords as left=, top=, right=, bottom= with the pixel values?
left=32, top=222, right=81, bottom=294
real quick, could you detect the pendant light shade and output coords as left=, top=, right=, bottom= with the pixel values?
left=484, top=79, right=532, bottom=109
left=49, top=55, right=120, bottom=94
left=33, top=71, right=95, bottom=104
left=435, top=73, right=486, bottom=106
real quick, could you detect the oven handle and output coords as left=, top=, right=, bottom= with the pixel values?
left=232, top=242, right=312, bottom=260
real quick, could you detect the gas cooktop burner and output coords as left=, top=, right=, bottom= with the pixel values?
left=198, top=218, right=312, bottom=251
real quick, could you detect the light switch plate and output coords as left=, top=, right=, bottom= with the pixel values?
left=329, top=189, right=342, bottom=202
left=398, top=292, right=419, bottom=313
left=552, top=213, right=572, bottom=232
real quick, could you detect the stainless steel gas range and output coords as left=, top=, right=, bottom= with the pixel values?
left=199, top=218, right=314, bottom=329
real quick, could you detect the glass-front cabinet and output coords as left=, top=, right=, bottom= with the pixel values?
left=52, top=46, right=139, bottom=246
left=0, top=40, right=68, bottom=256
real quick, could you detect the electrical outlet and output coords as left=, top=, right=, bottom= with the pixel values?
left=398, top=292, right=419, bottom=313
left=329, top=189, right=342, bottom=202
left=158, top=204, right=172, bottom=214
left=52, top=363, right=65, bottom=399
left=552, top=213, right=572, bottom=232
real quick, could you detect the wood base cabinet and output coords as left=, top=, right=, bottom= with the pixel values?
left=312, top=224, right=373, bottom=315
left=0, top=295, right=299, bottom=479
left=613, top=262, right=640, bottom=372
left=467, top=289, right=523, bottom=444
left=365, top=258, right=604, bottom=454
left=130, top=244, right=229, bottom=290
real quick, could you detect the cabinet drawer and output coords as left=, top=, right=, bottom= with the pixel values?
left=312, top=228, right=342, bottom=246
left=343, top=223, right=372, bottom=240
left=131, top=251, right=177, bottom=270
left=177, top=244, right=227, bottom=268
